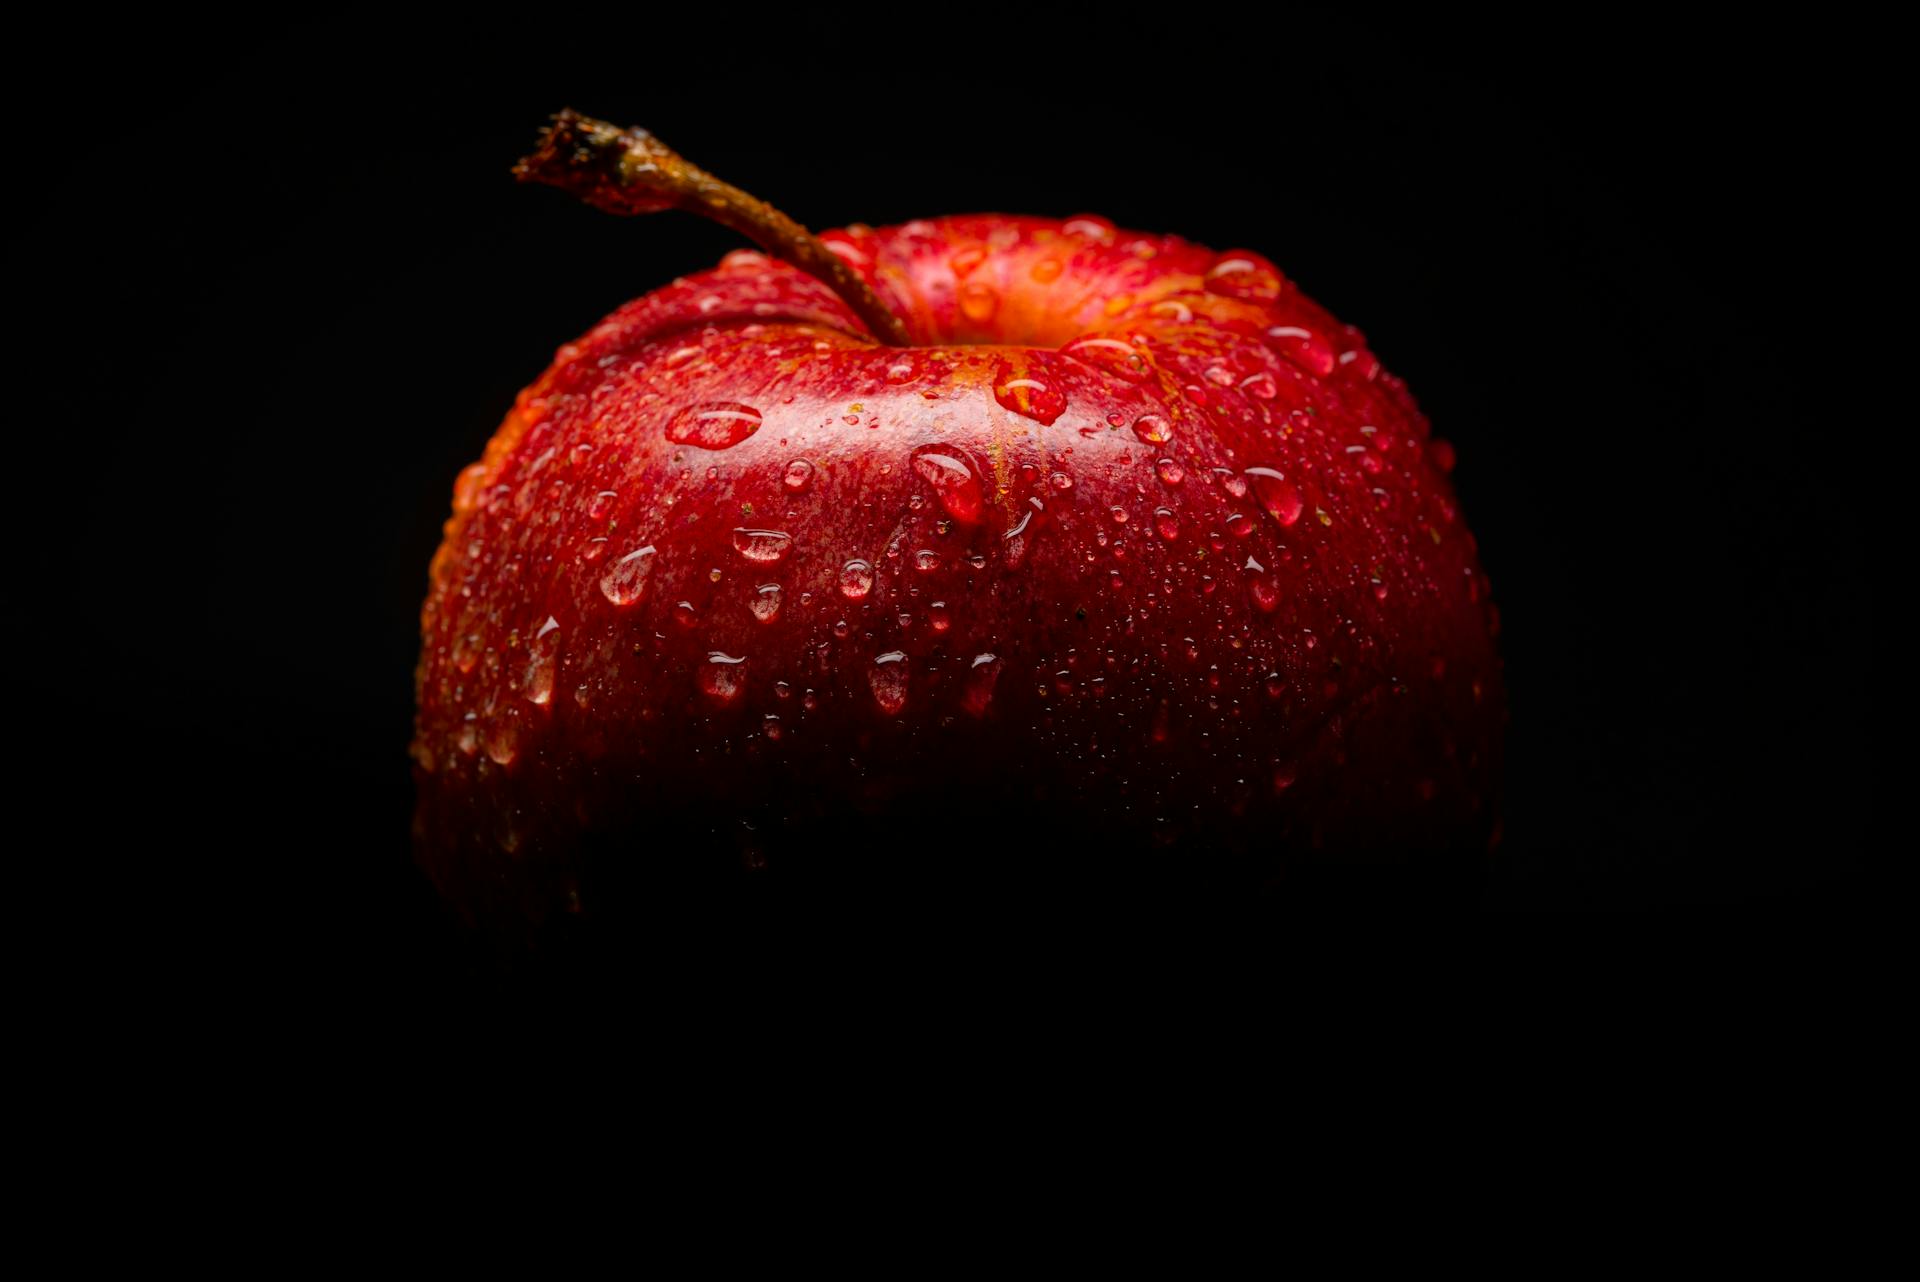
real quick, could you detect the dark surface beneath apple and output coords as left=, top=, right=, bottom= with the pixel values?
left=26, top=28, right=1880, bottom=988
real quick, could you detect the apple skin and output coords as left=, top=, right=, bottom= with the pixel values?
left=411, top=214, right=1504, bottom=934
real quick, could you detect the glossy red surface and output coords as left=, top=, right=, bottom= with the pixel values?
left=411, top=215, right=1504, bottom=927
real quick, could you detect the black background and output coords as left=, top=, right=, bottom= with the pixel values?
left=23, top=23, right=1880, bottom=989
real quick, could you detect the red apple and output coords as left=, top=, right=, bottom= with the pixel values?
left=410, top=113, right=1504, bottom=937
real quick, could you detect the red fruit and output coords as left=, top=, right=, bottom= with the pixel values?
left=410, top=113, right=1503, bottom=936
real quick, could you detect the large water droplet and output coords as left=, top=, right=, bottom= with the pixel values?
left=839, top=559, right=875, bottom=600
left=1244, top=467, right=1303, bottom=527
left=1249, top=574, right=1281, bottom=613
left=698, top=653, right=747, bottom=705
left=869, top=651, right=909, bottom=715
left=910, top=445, right=986, bottom=524
left=1154, top=508, right=1181, bottom=541
left=1125, top=418, right=1177, bottom=455
left=1204, top=251, right=1284, bottom=302
left=732, top=528, right=793, bottom=563
left=749, top=583, right=783, bottom=623
left=1265, top=325, right=1337, bottom=377
left=959, top=282, right=999, bottom=324
left=483, top=709, right=521, bottom=766
left=522, top=616, right=560, bottom=705
left=666, top=401, right=763, bottom=449
left=1062, top=336, right=1152, bottom=382
left=599, top=545, right=656, bottom=606
left=961, top=652, right=1001, bottom=717
left=993, top=361, right=1067, bottom=425
left=1156, top=458, right=1185, bottom=487
left=1061, top=215, right=1116, bottom=244
left=783, top=458, right=815, bottom=491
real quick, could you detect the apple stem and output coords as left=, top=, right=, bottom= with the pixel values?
left=515, top=110, right=912, bottom=347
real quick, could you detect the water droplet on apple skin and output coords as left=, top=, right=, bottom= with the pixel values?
left=748, top=583, right=783, bottom=623
left=869, top=651, right=909, bottom=715
left=1245, top=467, right=1304, bottom=528
left=992, top=361, right=1067, bottom=426
left=839, top=559, right=875, bottom=600
left=666, top=401, right=763, bottom=449
left=732, top=528, right=794, bottom=563
left=910, top=445, right=987, bottom=524
left=599, top=545, right=657, bottom=606
left=699, top=653, right=747, bottom=705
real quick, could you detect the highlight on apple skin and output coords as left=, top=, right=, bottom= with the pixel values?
left=409, top=115, right=1505, bottom=936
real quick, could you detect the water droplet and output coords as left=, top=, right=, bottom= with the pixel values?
left=1154, top=508, right=1180, bottom=541
left=599, top=545, right=657, bottom=606
left=763, top=714, right=783, bottom=741
left=1131, top=413, right=1174, bottom=445
left=913, top=549, right=941, bottom=573
left=1204, top=251, right=1284, bottom=302
left=483, top=712, right=521, bottom=766
left=674, top=600, right=699, bottom=628
left=1156, top=458, right=1185, bottom=487
left=910, top=445, right=986, bottom=523
left=949, top=246, right=987, bottom=278
left=992, top=361, right=1067, bottom=425
left=961, top=652, right=1001, bottom=717
left=1030, top=257, right=1063, bottom=283
left=1062, top=336, right=1151, bottom=382
left=959, top=282, right=999, bottom=323
left=732, top=528, right=793, bottom=563
left=1239, top=372, right=1278, bottom=400
left=839, top=559, right=874, bottom=600
left=1339, top=348, right=1384, bottom=381
left=1249, top=574, right=1281, bottom=613
left=1225, top=513, right=1252, bottom=539
left=783, top=458, right=814, bottom=491
left=666, top=401, right=763, bottom=449
left=698, top=653, right=747, bottom=705
left=1109, top=505, right=1128, bottom=525
left=520, top=617, right=561, bottom=705
left=885, top=361, right=917, bottom=384
left=580, top=537, right=608, bottom=563
left=1049, top=471, right=1074, bottom=492
left=1244, top=467, right=1303, bottom=527
left=929, top=601, right=952, bottom=632
left=868, top=650, right=909, bottom=715
left=749, top=583, right=783, bottom=623
left=1266, top=326, right=1336, bottom=377
left=1061, top=215, right=1116, bottom=244
left=588, top=490, right=619, bottom=521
